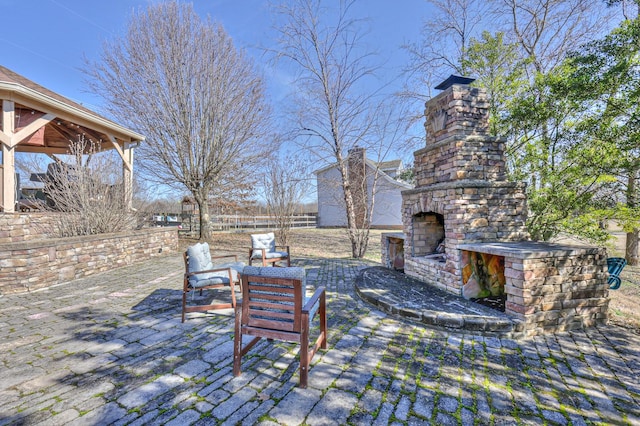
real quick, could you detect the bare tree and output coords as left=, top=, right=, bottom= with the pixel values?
left=492, top=0, right=617, bottom=75
left=405, top=0, right=617, bottom=95
left=84, top=1, right=272, bottom=240
left=405, top=0, right=489, bottom=83
left=272, top=0, right=400, bottom=258
left=398, top=0, right=490, bottom=136
left=42, top=136, right=132, bottom=237
left=262, top=153, right=313, bottom=246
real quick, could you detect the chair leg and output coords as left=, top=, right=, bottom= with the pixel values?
left=230, top=282, right=237, bottom=307
left=181, top=290, right=187, bottom=323
left=320, top=295, right=327, bottom=349
left=299, top=315, right=310, bottom=388
left=233, top=304, right=243, bottom=377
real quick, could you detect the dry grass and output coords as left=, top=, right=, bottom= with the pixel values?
left=595, top=229, right=640, bottom=334
left=180, top=227, right=640, bottom=334
left=180, top=228, right=387, bottom=264
left=608, top=271, right=640, bottom=333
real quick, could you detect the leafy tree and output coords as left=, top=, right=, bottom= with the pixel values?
left=562, top=17, right=640, bottom=263
left=462, top=31, right=527, bottom=136
left=506, top=67, right=618, bottom=242
left=84, top=2, right=272, bottom=240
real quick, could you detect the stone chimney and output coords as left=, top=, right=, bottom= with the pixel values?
left=416, top=76, right=507, bottom=188
left=425, top=75, right=489, bottom=144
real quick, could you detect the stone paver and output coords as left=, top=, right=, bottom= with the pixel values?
left=1, top=254, right=639, bottom=425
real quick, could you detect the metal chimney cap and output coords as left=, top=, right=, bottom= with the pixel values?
left=434, top=75, right=476, bottom=90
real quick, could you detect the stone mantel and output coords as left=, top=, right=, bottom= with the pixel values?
left=458, top=241, right=603, bottom=259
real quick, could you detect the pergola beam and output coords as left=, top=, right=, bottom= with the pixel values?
left=108, top=135, right=132, bottom=172
left=10, top=114, right=55, bottom=147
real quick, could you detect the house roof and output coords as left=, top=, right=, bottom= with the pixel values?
left=0, top=65, right=144, bottom=154
left=378, top=159, right=402, bottom=171
left=313, top=156, right=412, bottom=189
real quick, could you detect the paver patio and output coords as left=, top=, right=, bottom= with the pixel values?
left=1, top=254, right=639, bottom=425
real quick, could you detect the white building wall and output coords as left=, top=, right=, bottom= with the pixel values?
left=370, top=176, right=405, bottom=227
left=316, top=166, right=347, bottom=227
left=316, top=162, right=411, bottom=228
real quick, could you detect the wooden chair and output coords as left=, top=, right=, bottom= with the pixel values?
left=233, top=266, right=326, bottom=388
left=182, top=242, right=244, bottom=322
left=248, top=232, right=290, bottom=266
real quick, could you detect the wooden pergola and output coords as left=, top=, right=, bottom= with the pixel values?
left=0, top=65, right=145, bottom=213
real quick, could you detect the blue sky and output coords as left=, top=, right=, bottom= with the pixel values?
left=2, top=0, right=433, bottom=200
left=1, top=0, right=432, bottom=114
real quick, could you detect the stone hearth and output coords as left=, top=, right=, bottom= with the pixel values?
left=392, top=76, right=610, bottom=337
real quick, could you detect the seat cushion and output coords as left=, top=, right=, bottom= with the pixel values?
left=250, top=250, right=289, bottom=260
left=189, top=269, right=235, bottom=288
left=243, top=265, right=304, bottom=282
left=188, top=261, right=244, bottom=288
left=251, top=233, right=276, bottom=252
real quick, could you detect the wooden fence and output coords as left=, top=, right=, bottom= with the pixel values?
left=162, top=213, right=317, bottom=235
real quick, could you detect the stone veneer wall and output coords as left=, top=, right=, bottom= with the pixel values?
left=0, top=226, right=178, bottom=295
left=460, top=242, right=609, bottom=337
left=0, top=212, right=59, bottom=243
left=381, top=232, right=405, bottom=269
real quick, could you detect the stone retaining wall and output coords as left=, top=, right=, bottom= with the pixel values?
left=0, top=227, right=178, bottom=295
left=0, top=213, right=59, bottom=243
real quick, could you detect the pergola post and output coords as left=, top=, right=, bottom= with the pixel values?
left=123, top=142, right=134, bottom=210
left=1, top=100, right=16, bottom=213
left=109, top=135, right=134, bottom=211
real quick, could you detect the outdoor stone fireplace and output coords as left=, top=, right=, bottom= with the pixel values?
left=394, top=76, right=610, bottom=336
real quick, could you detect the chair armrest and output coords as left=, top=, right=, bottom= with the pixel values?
left=186, top=266, right=234, bottom=278
left=302, top=286, right=326, bottom=314
left=211, top=254, right=238, bottom=262
left=275, top=245, right=290, bottom=254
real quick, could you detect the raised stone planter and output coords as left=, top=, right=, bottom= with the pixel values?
left=0, top=227, right=178, bottom=295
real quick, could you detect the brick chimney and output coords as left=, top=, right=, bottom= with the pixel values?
left=347, top=147, right=367, bottom=228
